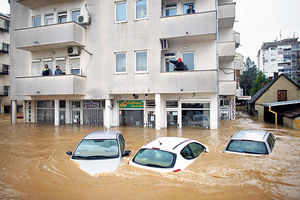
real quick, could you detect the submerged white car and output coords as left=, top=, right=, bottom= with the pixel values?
left=129, top=137, right=208, bottom=173
left=224, top=130, right=275, bottom=155
left=66, top=131, right=131, bottom=176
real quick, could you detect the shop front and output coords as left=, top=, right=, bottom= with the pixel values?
left=119, top=100, right=144, bottom=127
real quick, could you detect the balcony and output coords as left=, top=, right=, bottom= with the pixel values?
left=110, top=70, right=218, bottom=94
left=234, top=31, right=240, bottom=48
left=16, top=0, right=76, bottom=9
left=15, top=22, right=85, bottom=52
left=218, top=3, right=235, bottom=28
left=15, top=75, right=86, bottom=96
left=219, top=81, right=236, bottom=95
left=159, top=11, right=216, bottom=39
left=0, top=64, right=9, bottom=75
left=219, top=41, right=235, bottom=62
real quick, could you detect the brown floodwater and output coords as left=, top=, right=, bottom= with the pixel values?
left=0, top=112, right=299, bottom=200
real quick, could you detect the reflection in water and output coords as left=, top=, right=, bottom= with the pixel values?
left=0, top=113, right=300, bottom=199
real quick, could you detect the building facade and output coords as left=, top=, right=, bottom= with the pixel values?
left=10, top=0, right=238, bottom=129
left=0, top=13, right=10, bottom=113
left=257, top=38, right=300, bottom=83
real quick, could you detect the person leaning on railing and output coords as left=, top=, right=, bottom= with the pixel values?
left=166, top=58, right=185, bottom=71
left=42, top=64, right=52, bottom=76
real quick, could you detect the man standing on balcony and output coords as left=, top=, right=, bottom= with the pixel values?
left=167, top=58, right=185, bottom=71
left=187, top=4, right=195, bottom=14
left=42, top=64, right=52, bottom=76
left=54, top=65, right=63, bottom=75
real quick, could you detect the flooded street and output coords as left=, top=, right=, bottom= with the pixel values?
left=0, top=113, right=299, bottom=200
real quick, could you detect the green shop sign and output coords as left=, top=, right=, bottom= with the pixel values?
left=119, top=100, right=144, bottom=109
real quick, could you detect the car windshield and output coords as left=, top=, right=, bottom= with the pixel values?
left=226, top=140, right=268, bottom=155
left=133, top=148, right=176, bottom=168
left=72, top=139, right=119, bottom=160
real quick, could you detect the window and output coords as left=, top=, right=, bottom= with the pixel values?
left=4, top=86, right=9, bottom=96
left=183, top=2, right=194, bottom=14
left=133, top=149, right=176, bottom=168
left=166, top=4, right=176, bottom=16
left=69, top=57, right=80, bottom=74
left=136, top=51, right=147, bottom=72
left=58, top=11, right=67, bottom=23
left=4, top=20, right=9, bottom=31
left=56, top=57, right=66, bottom=74
left=116, top=53, right=126, bottom=73
left=2, top=43, right=9, bottom=53
left=183, top=52, right=194, bottom=70
left=72, top=10, right=81, bottom=22
left=164, top=53, right=176, bottom=72
left=32, top=16, right=41, bottom=27
left=180, top=146, right=193, bottom=159
left=45, top=13, right=54, bottom=25
left=36, top=100, right=55, bottom=124
left=116, top=2, right=127, bottom=22
left=136, top=0, right=147, bottom=19
left=31, top=60, right=41, bottom=76
left=267, top=133, right=275, bottom=152
left=226, top=140, right=268, bottom=155
left=119, top=134, right=125, bottom=154
left=277, top=90, right=287, bottom=102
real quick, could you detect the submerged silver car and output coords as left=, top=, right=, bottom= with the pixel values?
left=224, top=130, right=275, bottom=155
left=66, top=131, right=131, bottom=176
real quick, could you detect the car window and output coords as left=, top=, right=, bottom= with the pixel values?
left=188, top=142, right=205, bottom=158
left=267, top=133, right=275, bottom=151
left=226, top=140, right=268, bottom=155
left=72, top=139, right=119, bottom=159
left=119, top=134, right=125, bottom=154
left=180, top=146, right=193, bottom=160
left=133, top=148, right=176, bottom=168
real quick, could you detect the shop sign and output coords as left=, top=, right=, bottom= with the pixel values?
left=119, top=100, right=144, bottom=109
left=83, top=101, right=100, bottom=109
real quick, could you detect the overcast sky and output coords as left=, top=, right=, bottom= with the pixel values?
left=0, top=0, right=299, bottom=64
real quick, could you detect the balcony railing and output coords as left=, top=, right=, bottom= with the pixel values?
left=15, top=22, right=85, bottom=51
left=15, top=74, right=86, bottom=96
left=159, top=11, right=216, bottom=39
left=16, top=0, right=77, bottom=9
left=218, top=3, right=236, bottom=28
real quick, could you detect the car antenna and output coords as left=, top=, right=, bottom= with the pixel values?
left=159, top=140, right=162, bottom=145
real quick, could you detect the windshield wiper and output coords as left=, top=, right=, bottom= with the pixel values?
left=144, top=163, right=167, bottom=168
left=72, top=155, right=117, bottom=160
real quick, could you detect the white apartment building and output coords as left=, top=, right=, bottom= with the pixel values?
left=10, top=0, right=238, bottom=129
left=0, top=13, right=10, bottom=113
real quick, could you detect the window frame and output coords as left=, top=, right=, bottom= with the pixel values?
left=115, top=51, right=127, bottom=74
left=71, top=9, right=81, bottom=22
left=69, top=56, right=81, bottom=75
left=57, top=11, right=68, bottom=24
left=135, top=0, right=148, bottom=20
left=44, top=13, right=54, bottom=25
left=32, top=15, right=41, bottom=27
left=115, top=1, right=127, bottom=23
left=165, top=4, right=177, bottom=17
left=135, top=50, right=148, bottom=73
left=182, top=51, right=195, bottom=71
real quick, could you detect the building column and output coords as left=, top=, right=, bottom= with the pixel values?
left=80, top=100, right=83, bottom=125
left=31, top=101, right=36, bottom=123
left=104, top=99, right=111, bottom=128
left=178, top=102, right=182, bottom=129
left=54, top=99, right=59, bottom=126
left=23, top=101, right=26, bottom=122
left=65, top=100, right=70, bottom=124
left=155, top=94, right=161, bottom=130
left=11, top=100, right=17, bottom=124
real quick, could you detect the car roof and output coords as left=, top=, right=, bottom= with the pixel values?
left=231, top=130, right=270, bottom=142
left=83, top=131, right=120, bottom=140
left=142, top=137, right=193, bottom=152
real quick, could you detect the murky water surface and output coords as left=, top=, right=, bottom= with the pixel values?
left=0, top=112, right=299, bottom=200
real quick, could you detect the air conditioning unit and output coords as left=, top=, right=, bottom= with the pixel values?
left=77, top=14, right=91, bottom=25
left=67, top=46, right=81, bottom=56
left=161, top=39, right=169, bottom=50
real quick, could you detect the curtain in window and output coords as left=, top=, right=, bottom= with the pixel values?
left=136, top=52, right=147, bottom=71
left=136, top=0, right=147, bottom=19
left=116, top=53, right=126, bottom=72
left=183, top=53, right=194, bottom=70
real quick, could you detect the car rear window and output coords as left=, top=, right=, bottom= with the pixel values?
left=226, top=140, right=268, bottom=155
left=133, top=148, right=176, bottom=168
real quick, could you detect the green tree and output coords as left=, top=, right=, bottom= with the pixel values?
left=249, top=71, right=269, bottom=96
left=240, top=57, right=258, bottom=95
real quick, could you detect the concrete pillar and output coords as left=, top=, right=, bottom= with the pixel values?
left=31, top=101, right=36, bottom=123
left=11, top=100, right=17, bottom=124
left=65, top=100, right=70, bottom=124
left=54, top=99, right=59, bottom=126
left=80, top=100, right=83, bottom=125
left=155, top=94, right=161, bottom=130
left=178, top=102, right=182, bottom=129
left=104, top=99, right=111, bottom=128
left=23, top=101, right=26, bottom=122
left=210, top=94, right=218, bottom=129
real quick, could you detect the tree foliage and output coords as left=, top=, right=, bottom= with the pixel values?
left=240, top=57, right=258, bottom=96
left=249, top=71, right=269, bottom=96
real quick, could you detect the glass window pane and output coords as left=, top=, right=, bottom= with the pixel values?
left=182, top=110, right=210, bottom=128
left=166, top=8, right=176, bottom=16
left=136, top=0, right=147, bottom=19
left=180, top=146, right=193, bottom=159
left=72, top=10, right=81, bottom=22
left=116, top=3, right=127, bottom=22
left=226, top=140, right=268, bottom=155
left=188, top=143, right=205, bottom=158
left=183, top=53, right=194, bottom=70
left=45, top=14, right=54, bottom=25
left=116, top=53, right=126, bottom=72
left=182, top=103, right=210, bottom=108
left=136, top=52, right=147, bottom=71
left=56, top=60, right=66, bottom=73
left=33, top=16, right=41, bottom=27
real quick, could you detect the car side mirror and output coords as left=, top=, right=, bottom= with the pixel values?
left=123, top=150, right=131, bottom=157
left=66, top=151, right=72, bottom=156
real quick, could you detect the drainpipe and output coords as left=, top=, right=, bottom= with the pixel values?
left=216, top=0, right=220, bottom=129
left=269, top=106, right=277, bottom=127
